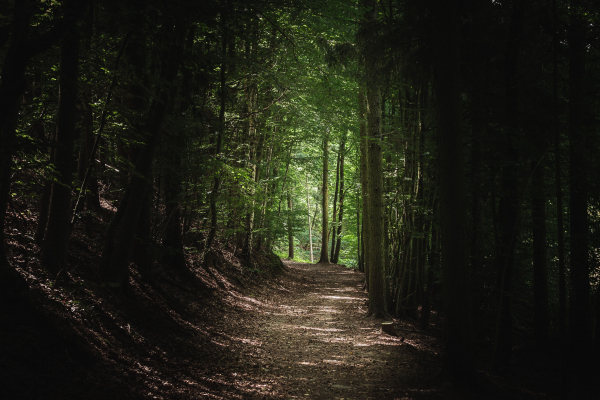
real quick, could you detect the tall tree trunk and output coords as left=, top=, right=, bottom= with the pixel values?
left=162, top=26, right=195, bottom=268
left=41, top=23, right=81, bottom=273
left=162, top=139, right=186, bottom=269
left=35, top=126, right=55, bottom=244
left=366, top=76, right=384, bottom=317
left=568, top=0, right=591, bottom=370
left=133, top=190, right=152, bottom=279
left=83, top=104, right=101, bottom=212
left=421, top=201, right=439, bottom=329
left=493, top=0, right=523, bottom=372
left=333, top=139, right=345, bottom=264
left=552, top=0, right=567, bottom=395
left=359, top=0, right=384, bottom=316
left=206, top=17, right=228, bottom=251
left=254, top=131, right=275, bottom=252
left=531, top=154, right=549, bottom=350
left=330, top=149, right=341, bottom=261
left=34, top=183, right=52, bottom=245
left=0, top=1, right=87, bottom=283
left=434, top=0, right=475, bottom=385
left=357, top=189, right=362, bottom=271
left=0, top=0, right=68, bottom=278
left=287, top=191, right=294, bottom=259
left=242, top=85, right=258, bottom=268
left=318, top=138, right=330, bottom=263
left=359, top=87, right=369, bottom=280
left=306, top=174, right=314, bottom=263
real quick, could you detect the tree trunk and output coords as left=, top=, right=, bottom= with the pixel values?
left=41, top=24, right=81, bottom=273
left=0, top=2, right=37, bottom=275
left=206, top=18, right=228, bottom=251
left=568, top=0, right=591, bottom=369
left=366, top=79, right=385, bottom=317
left=306, top=174, right=314, bottom=263
left=333, top=139, right=345, bottom=264
left=242, top=85, right=257, bottom=268
left=552, top=0, right=567, bottom=395
left=531, top=154, right=549, bottom=350
left=357, top=191, right=362, bottom=271
left=434, top=0, right=475, bottom=385
left=421, top=201, right=439, bottom=329
left=34, top=183, right=52, bottom=245
left=359, top=87, right=369, bottom=281
left=83, top=104, right=101, bottom=212
left=493, top=0, right=523, bottom=372
left=162, top=139, right=186, bottom=270
left=318, top=138, right=330, bottom=263
left=133, top=190, right=152, bottom=279
left=287, top=191, right=294, bottom=259
left=35, top=126, right=55, bottom=245
left=330, top=149, right=341, bottom=261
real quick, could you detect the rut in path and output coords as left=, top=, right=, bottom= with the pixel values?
left=231, top=260, right=443, bottom=399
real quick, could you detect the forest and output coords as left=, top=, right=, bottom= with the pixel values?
left=1, top=0, right=599, bottom=398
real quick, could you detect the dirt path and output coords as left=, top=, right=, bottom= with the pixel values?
left=227, top=261, right=444, bottom=399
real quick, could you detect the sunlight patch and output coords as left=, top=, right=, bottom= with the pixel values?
left=294, top=325, right=343, bottom=332
left=319, top=295, right=363, bottom=301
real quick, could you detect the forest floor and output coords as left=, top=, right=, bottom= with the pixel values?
left=2, top=186, right=560, bottom=399
left=226, top=260, right=446, bottom=399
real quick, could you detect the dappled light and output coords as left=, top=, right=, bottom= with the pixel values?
left=294, top=325, right=343, bottom=332
left=319, top=295, right=364, bottom=301
left=203, top=260, right=448, bottom=398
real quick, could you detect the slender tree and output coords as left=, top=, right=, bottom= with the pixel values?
left=306, top=174, right=315, bottom=263
left=333, top=138, right=345, bottom=264
left=318, top=138, right=330, bottom=263
left=287, top=191, right=294, bottom=259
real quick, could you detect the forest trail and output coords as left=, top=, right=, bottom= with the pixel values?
left=229, top=261, right=444, bottom=399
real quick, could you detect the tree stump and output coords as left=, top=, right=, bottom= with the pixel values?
left=381, top=321, right=397, bottom=336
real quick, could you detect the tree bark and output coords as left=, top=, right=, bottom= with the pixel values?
left=434, top=0, right=475, bottom=385
left=318, top=138, right=330, bottom=263
left=0, top=2, right=37, bottom=279
left=366, top=80, right=385, bottom=317
left=306, top=174, right=314, bottom=263
left=287, top=191, right=294, bottom=259
left=531, top=155, right=549, bottom=350
left=359, top=87, right=369, bottom=280
left=206, top=16, right=228, bottom=251
left=333, top=139, right=345, bottom=264
left=568, top=0, right=591, bottom=369
left=330, top=149, right=341, bottom=261
left=493, top=0, right=523, bottom=372
left=41, top=23, right=81, bottom=273
left=162, top=139, right=186, bottom=270
left=552, top=0, right=567, bottom=394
